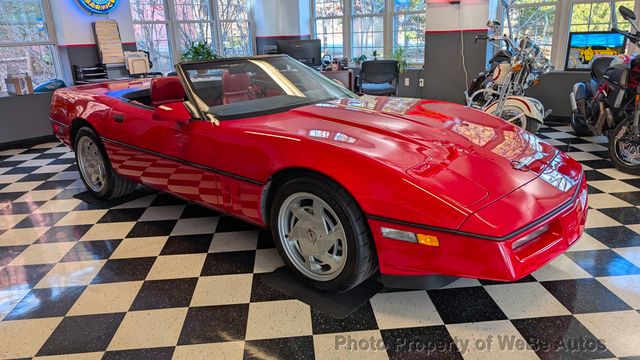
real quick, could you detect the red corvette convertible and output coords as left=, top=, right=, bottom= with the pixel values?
left=50, top=55, right=587, bottom=291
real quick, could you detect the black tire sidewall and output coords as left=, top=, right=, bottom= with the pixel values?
left=608, top=120, right=640, bottom=175
left=525, top=116, right=542, bottom=134
left=571, top=113, right=592, bottom=136
left=74, top=127, right=114, bottom=198
left=269, top=176, right=369, bottom=291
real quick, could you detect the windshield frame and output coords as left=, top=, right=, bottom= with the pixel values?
left=176, top=55, right=356, bottom=122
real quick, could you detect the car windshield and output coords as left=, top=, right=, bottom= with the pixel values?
left=179, top=56, right=356, bottom=120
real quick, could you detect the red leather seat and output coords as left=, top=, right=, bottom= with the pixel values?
left=223, top=71, right=251, bottom=104
left=150, top=77, right=185, bottom=107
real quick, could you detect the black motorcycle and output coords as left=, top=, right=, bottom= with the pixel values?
left=571, top=6, right=640, bottom=175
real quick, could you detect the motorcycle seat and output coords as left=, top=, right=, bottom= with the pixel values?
left=591, top=57, right=614, bottom=85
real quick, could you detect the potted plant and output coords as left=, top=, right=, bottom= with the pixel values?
left=372, top=50, right=380, bottom=60
left=351, top=54, right=367, bottom=67
left=181, top=41, right=221, bottom=62
left=392, top=47, right=408, bottom=74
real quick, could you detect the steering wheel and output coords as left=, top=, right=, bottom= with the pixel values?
left=321, top=54, right=333, bottom=69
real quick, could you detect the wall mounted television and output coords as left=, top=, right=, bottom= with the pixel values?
left=565, top=31, right=627, bottom=71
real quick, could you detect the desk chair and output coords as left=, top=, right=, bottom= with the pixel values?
left=356, top=60, right=399, bottom=96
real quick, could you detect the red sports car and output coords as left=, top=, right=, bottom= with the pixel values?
left=49, top=55, right=588, bottom=291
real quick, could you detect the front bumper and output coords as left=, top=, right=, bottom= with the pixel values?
left=368, top=175, right=588, bottom=284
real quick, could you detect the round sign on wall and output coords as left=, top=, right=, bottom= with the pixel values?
left=77, top=0, right=119, bottom=14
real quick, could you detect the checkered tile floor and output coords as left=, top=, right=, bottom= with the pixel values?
left=1, top=125, right=640, bottom=359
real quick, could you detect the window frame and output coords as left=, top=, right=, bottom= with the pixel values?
left=313, top=0, right=347, bottom=58
left=131, top=0, right=255, bottom=74
left=310, top=0, right=426, bottom=65
left=0, top=0, right=61, bottom=92
left=393, top=1, right=426, bottom=65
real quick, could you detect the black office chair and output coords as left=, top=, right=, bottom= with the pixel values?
left=356, top=60, right=398, bottom=96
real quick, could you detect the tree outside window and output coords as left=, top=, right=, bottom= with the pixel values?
left=311, top=0, right=426, bottom=64
left=130, top=0, right=252, bottom=74
left=570, top=1, right=635, bottom=32
left=0, top=0, right=58, bottom=92
left=393, top=0, right=425, bottom=66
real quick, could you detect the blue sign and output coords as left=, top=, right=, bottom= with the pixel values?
left=77, top=0, right=119, bottom=14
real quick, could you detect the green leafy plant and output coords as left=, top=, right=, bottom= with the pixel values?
left=392, top=47, right=408, bottom=74
left=350, top=54, right=367, bottom=66
left=180, top=41, right=221, bottom=62
left=372, top=50, right=380, bottom=60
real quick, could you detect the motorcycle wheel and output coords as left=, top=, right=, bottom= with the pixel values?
left=570, top=113, right=592, bottom=136
left=609, top=120, right=640, bottom=175
left=496, top=106, right=542, bottom=134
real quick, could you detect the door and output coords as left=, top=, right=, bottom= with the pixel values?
left=102, top=99, right=229, bottom=210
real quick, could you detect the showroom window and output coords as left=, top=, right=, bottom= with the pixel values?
left=311, top=0, right=426, bottom=64
left=0, top=0, right=59, bottom=92
left=217, top=0, right=252, bottom=57
left=393, top=0, right=426, bottom=65
left=570, top=0, right=635, bottom=32
left=501, top=0, right=640, bottom=70
left=314, top=0, right=345, bottom=58
left=131, top=0, right=253, bottom=74
left=351, top=0, right=385, bottom=59
left=506, top=0, right=558, bottom=59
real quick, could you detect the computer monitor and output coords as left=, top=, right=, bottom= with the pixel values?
left=277, top=39, right=322, bottom=67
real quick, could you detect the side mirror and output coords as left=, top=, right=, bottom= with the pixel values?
left=620, top=6, right=636, bottom=21
left=152, top=101, right=191, bottom=125
left=487, top=19, right=501, bottom=30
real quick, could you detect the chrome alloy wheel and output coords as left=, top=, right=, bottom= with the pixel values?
left=615, top=124, right=640, bottom=166
left=76, top=136, right=106, bottom=192
left=499, top=107, right=528, bottom=129
left=277, top=192, right=348, bottom=281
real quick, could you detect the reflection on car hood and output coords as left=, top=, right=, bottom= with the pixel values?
left=291, top=96, right=571, bottom=211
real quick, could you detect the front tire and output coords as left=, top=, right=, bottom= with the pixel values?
left=494, top=105, right=542, bottom=133
left=609, top=120, right=640, bottom=175
left=270, top=175, right=377, bottom=291
left=74, top=127, right=137, bottom=199
left=571, top=112, right=592, bottom=136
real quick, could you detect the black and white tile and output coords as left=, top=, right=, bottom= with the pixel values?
left=0, top=128, right=639, bottom=359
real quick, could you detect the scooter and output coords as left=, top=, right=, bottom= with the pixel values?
left=570, top=6, right=640, bottom=174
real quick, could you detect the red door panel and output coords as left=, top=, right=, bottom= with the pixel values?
left=102, top=101, right=264, bottom=225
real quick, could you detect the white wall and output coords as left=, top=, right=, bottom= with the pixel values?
left=254, top=0, right=310, bottom=36
left=49, top=0, right=135, bottom=45
left=426, top=0, right=489, bottom=32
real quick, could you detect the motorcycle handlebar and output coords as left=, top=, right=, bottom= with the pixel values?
left=611, top=27, right=640, bottom=44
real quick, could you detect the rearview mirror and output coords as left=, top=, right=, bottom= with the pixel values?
left=152, top=101, right=191, bottom=125
left=619, top=6, right=636, bottom=21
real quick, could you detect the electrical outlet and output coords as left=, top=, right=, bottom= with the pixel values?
left=404, top=78, right=410, bottom=86
left=419, top=78, right=424, bottom=87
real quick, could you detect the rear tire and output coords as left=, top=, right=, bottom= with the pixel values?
left=74, top=127, right=137, bottom=199
left=270, top=175, right=378, bottom=292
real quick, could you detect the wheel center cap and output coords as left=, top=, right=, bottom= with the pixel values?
left=306, top=229, right=318, bottom=244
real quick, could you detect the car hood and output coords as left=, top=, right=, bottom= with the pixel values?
left=291, top=96, right=560, bottom=212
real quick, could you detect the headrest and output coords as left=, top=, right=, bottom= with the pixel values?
left=150, top=77, right=185, bottom=107
left=223, top=71, right=250, bottom=94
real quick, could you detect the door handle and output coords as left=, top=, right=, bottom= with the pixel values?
left=113, top=113, right=125, bottom=123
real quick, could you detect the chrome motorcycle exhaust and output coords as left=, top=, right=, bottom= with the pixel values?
left=569, top=92, right=577, bottom=112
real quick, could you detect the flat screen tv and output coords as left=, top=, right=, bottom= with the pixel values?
left=277, top=39, right=322, bottom=67
left=565, top=31, right=627, bottom=71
